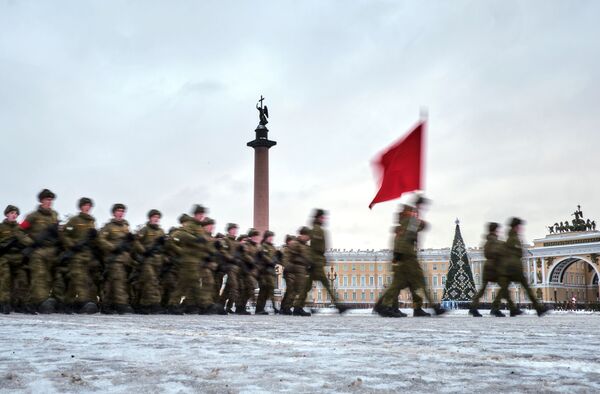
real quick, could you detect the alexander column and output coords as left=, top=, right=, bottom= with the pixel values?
left=247, top=96, right=276, bottom=233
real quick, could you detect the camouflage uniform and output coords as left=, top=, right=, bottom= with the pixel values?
left=168, top=219, right=214, bottom=312
left=22, top=206, right=60, bottom=307
left=471, top=231, right=515, bottom=312
left=0, top=218, right=33, bottom=312
left=218, top=234, right=241, bottom=312
left=501, top=227, right=543, bottom=313
left=380, top=212, right=439, bottom=316
left=285, top=239, right=311, bottom=311
left=60, top=212, right=99, bottom=308
left=237, top=240, right=259, bottom=313
left=255, top=240, right=277, bottom=313
left=98, top=219, right=135, bottom=311
left=304, top=222, right=338, bottom=304
left=135, top=222, right=165, bottom=309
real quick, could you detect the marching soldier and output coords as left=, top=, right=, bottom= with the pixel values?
left=500, top=218, right=548, bottom=317
left=287, top=227, right=312, bottom=316
left=167, top=206, right=212, bottom=314
left=135, top=209, right=166, bottom=314
left=218, top=223, right=241, bottom=314
left=22, top=189, right=61, bottom=313
left=199, top=217, right=219, bottom=314
left=376, top=197, right=446, bottom=317
left=97, top=204, right=136, bottom=314
left=255, top=230, right=278, bottom=315
left=305, top=209, right=347, bottom=313
left=279, top=234, right=295, bottom=315
left=60, top=198, right=100, bottom=314
left=236, top=230, right=260, bottom=315
left=469, top=222, right=517, bottom=317
left=0, top=205, right=33, bottom=314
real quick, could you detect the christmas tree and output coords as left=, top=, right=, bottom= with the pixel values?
left=442, top=219, right=477, bottom=302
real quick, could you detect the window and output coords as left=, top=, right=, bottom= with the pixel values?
left=361, top=276, right=365, bottom=286
left=433, top=264, right=438, bottom=270
left=317, top=291, right=322, bottom=301
left=343, top=276, right=348, bottom=287
left=378, top=276, right=383, bottom=286
left=475, top=274, right=480, bottom=285
left=370, top=292, right=374, bottom=300
left=386, top=276, right=392, bottom=284
left=441, top=263, right=446, bottom=271
left=344, top=292, right=348, bottom=300
left=352, top=264, right=356, bottom=271
left=433, top=291, right=438, bottom=301
left=361, top=292, right=365, bottom=300
left=369, top=276, right=374, bottom=286
left=433, top=276, right=438, bottom=286
left=442, top=275, right=446, bottom=285
left=378, top=264, right=383, bottom=271
left=352, top=276, right=357, bottom=287
left=352, top=292, right=357, bottom=300
left=361, top=264, right=365, bottom=271
left=335, top=277, right=339, bottom=286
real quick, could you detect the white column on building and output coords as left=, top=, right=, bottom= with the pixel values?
left=533, top=258, right=538, bottom=285
left=527, top=259, right=531, bottom=285
left=541, top=257, right=546, bottom=285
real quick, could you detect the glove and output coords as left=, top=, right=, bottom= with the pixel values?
left=214, top=240, right=223, bottom=251
left=257, top=251, right=264, bottom=259
left=87, top=228, right=98, bottom=240
left=156, top=236, right=166, bottom=245
left=276, top=250, right=283, bottom=261
left=125, top=233, right=135, bottom=242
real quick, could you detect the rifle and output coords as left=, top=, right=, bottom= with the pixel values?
left=0, top=237, right=19, bottom=255
left=60, top=228, right=98, bottom=264
left=23, top=224, right=60, bottom=257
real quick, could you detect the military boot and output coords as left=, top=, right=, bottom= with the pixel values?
left=255, top=309, right=269, bottom=315
left=469, top=308, right=482, bottom=317
left=280, top=307, right=293, bottom=315
left=433, top=305, right=447, bottom=316
left=101, top=304, right=117, bottom=315
left=490, top=309, right=505, bottom=317
left=392, top=308, right=407, bottom=317
left=38, top=298, right=57, bottom=314
left=336, top=303, right=350, bottom=314
left=0, top=304, right=10, bottom=314
left=215, top=303, right=227, bottom=315
left=116, top=304, right=134, bottom=314
left=235, top=306, right=251, bottom=315
left=79, top=302, right=99, bottom=314
left=167, top=305, right=184, bottom=315
left=413, top=308, right=431, bottom=317
left=23, top=304, right=39, bottom=315
left=184, top=305, right=199, bottom=314
left=536, top=305, right=550, bottom=317
left=137, top=305, right=151, bottom=315
left=293, top=307, right=311, bottom=317
left=509, top=308, right=523, bottom=317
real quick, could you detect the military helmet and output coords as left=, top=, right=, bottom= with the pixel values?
left=509, top=217, right=524, bottom=228
left=313, top=208, right=327, bottom=219
left=4, top=205, right=19, bottom=216
left=285, top=234, right=295, bottom=244
left=488, top=222, right=500, bottom=233
left=38, top=188, right=56, bottom=201
left=111, top=203, right=126, bottom=213
left=263, top=230, right=275, bottom=239
left=147, top=209, right=162, bottom=219
left=237, top=234, right=248, bottom=241
left=202, top=217, right=215, bottom=226
left=298, top=226, right=311, bottom=236
left=78, top=197, right=93, bottom=208
left=192, top=204, right=206, bottom=215
left=226, top=223, right=238, bottom=231
left=178, top=213, right=191, bottom=224
left=248, top=228, right=260, bottom=237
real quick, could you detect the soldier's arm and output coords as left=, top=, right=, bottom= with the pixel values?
left=60, top=218, right=77, bottom=249
left=97, top=224, right=117, bottom=253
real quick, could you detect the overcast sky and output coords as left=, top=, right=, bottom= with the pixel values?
left=1, top=1, right=599, bottom=250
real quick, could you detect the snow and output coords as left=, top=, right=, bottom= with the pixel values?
left=1, top=310, right=600, bottom=393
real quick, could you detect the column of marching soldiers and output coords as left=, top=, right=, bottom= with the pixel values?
left=0, top=189, right=550, bottom=318
left=0, top=189, right=351, bottom=316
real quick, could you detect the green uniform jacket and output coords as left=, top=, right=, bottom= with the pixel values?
left=503, top=230, right=524, bottom=276
left=136, top=223, right=165, bottom=252
left=61, top=213, right=96, bottom=249
left=98, top=219, right=132, bottom=254
left=310, top=223, right=327, bottom=266
left=0, top=220, right=33, bottom=254
left=396, top=216, right=427, bottom=259
left=22, top=206, right=59, bottom=244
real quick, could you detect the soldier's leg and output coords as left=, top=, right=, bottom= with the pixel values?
left=256, top=274, right=269, bottom=312
left=517, top=274, right=541, bottom=310
left=9, top=256, right=29, bottom=310
left=214, top=271, right=224, bottom=301
left=292, top=270, right=308, bottom=309
left=314, top=267, right=337, bottom=303
left=0, top=258, right=11, bottom=311
left=27, top=248, right=52, bottom=305
left=471, top=280, right=488, bottom=309
left=198, top=267, right=215, bottom=308
left=68, top=257, right=92, bottom=305
left=281, top=271, right=296, bottom=311
left=139, top=259, right=162, bottom=307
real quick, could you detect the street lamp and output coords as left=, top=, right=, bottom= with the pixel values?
left=326, top=266, right=338, bottom=306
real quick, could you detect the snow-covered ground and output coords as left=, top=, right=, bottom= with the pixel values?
left=1, top=310, right=599, bottom=393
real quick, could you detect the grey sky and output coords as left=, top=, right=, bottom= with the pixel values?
left=1, top=1, right=599, bottom=250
